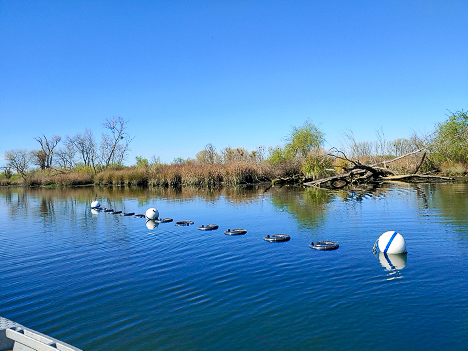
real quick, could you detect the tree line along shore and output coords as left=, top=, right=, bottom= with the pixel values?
left=1, top=111, right=467, bottom=189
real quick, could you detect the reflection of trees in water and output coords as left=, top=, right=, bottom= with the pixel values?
left=223, top=185, right=269, bottom=204
left=0, top=185, right=272, bottom=220
left=418, top=183, right=468, bottom=233
left=271, top=187, right=334, bottom=228
left=39, top=197, right=56, bottom=223
left=2, top=183, right=466, bottom=236
left=147, top=185, right=269, bottom=204
left=0, top=188, right=29, bottom=217
left=336, top=183, right=389, bottom=203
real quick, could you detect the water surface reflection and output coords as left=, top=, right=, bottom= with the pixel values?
left=0, top=183, right=467, bottom=350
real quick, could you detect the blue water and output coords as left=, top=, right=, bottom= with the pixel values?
left=0, top=184, right=467, bottom=350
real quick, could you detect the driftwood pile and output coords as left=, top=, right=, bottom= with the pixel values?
left=303, top=149, right=455, bottom=189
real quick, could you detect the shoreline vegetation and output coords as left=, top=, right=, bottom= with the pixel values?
left=1, top=111, right=467, bottom=189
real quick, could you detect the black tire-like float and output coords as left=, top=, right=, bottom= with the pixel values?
left=264, top=234, right=290, bottom=242
left=155, top=218, right=173, bottom=223
left=224, top=229, right=247, bottom=235
left=175, top=220, right=194, bottom=226
left=309, top=241, right=339, bottom=250
left=197, top=224, right=219, bottom=231
left=92, top=203, right=340, bottom=253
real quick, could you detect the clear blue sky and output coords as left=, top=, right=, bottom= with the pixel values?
left=1, top=0, right=467, bottom=165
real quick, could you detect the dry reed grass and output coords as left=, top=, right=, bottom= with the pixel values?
left=23, top=171, right=94, bottom=187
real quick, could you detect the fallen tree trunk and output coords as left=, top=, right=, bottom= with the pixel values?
left=382, top=174, right=455, bottom=183
left=304, top=168, right=376, bottom=189
left=303, top=148, right=457, bottom=189
left=304, top=171, right=455, bottom=189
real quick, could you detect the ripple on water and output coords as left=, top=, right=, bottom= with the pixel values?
left=0, top=185, right=467, bottom=351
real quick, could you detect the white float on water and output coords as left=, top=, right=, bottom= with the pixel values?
left=145, top=207, right=159, bottom=220
left=91, top=200, right=101, bottom=209
left=376, top=231, right=407, bottom=254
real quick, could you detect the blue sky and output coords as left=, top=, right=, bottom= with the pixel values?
left=1, top=0, right=467, bottom=165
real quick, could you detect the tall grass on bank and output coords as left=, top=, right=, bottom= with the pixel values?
left=146, top=162, right=277, bottom=187
left=1, top=161, right=302, bottom=188
left=21, top=170, right=94, bottom=187
left=94, top=167, right=148, bottom=186
left=93, top=161, right=298, bottom=188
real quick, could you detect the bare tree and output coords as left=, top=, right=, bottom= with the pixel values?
left=30, top=149, right=48, bottom=169
left=204, top=143, right=217, bottom=164
left=100, top=117, right=132, bottom=167
left=67, top=128, right=97, bottom=169
left=150, top=155, right=161, bottom=165
left=5, top=149, right=30, bottom=179
left=196, top=143, right=221, bottom=164
left=55, top=141, right=77, bottom=169
left=34, top=135, right=61, bottom=169
left=252, top=146, right=265, bottom=163
left=221, top=147, right=248, bottom=163
left=1, top=165, right=12, bottom=179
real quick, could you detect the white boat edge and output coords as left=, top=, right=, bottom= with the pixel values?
left=0, top=316, right=82, bottom=351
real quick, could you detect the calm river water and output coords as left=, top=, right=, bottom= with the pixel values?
left=0, top=183, right=467, bottom=350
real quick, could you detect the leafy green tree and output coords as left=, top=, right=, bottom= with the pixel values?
left=285, top=120, right=324, bottom=159
left=136, top=156, right=149, bottom=167
left=431, top=110, right=468, bottom=164
left=268, top=121, right=325, bottom=165
left=267, top=146, right=287, bottom=165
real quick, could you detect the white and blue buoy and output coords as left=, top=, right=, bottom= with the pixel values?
left=145, top=207, right=159, bottom=221
left=375, top=231, right=407, bottom=254
left=91, top=200, right=101, bottom=209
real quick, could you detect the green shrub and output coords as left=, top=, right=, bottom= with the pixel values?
left=430, top=110, right=468, bottom=164
left=301, top=152, right=334, bottom=180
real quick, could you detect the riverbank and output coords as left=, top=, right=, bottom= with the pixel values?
left=0, top=162, right=300, bottom=188
left=1, top=161, right=466, bottom=189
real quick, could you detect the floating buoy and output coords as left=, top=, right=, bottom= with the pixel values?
left=145, top=208, right=159, bottom=221
left=224, top=228, right=247, bottom=235
left=134, top=214, right=146, bottom=218
left=155, top=218, right=173, bottom=223
left=112, top=210, right=122, bottom=214
left=264, top=234, right=290, bottom=242
left=309, top=241, right=339, bottom=250
left=123, top=212, right=135, bottom=216
left=375, top=231, right=407, bottom=254
left=104, top=209, right=113, bottom=213
left=91, top=200, right=101, bottom=209
left=175, top=220, right=194, bottom=226
left=379, top=252, right=407, bottom=270
left=197, top=224, right=219, bottom=231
